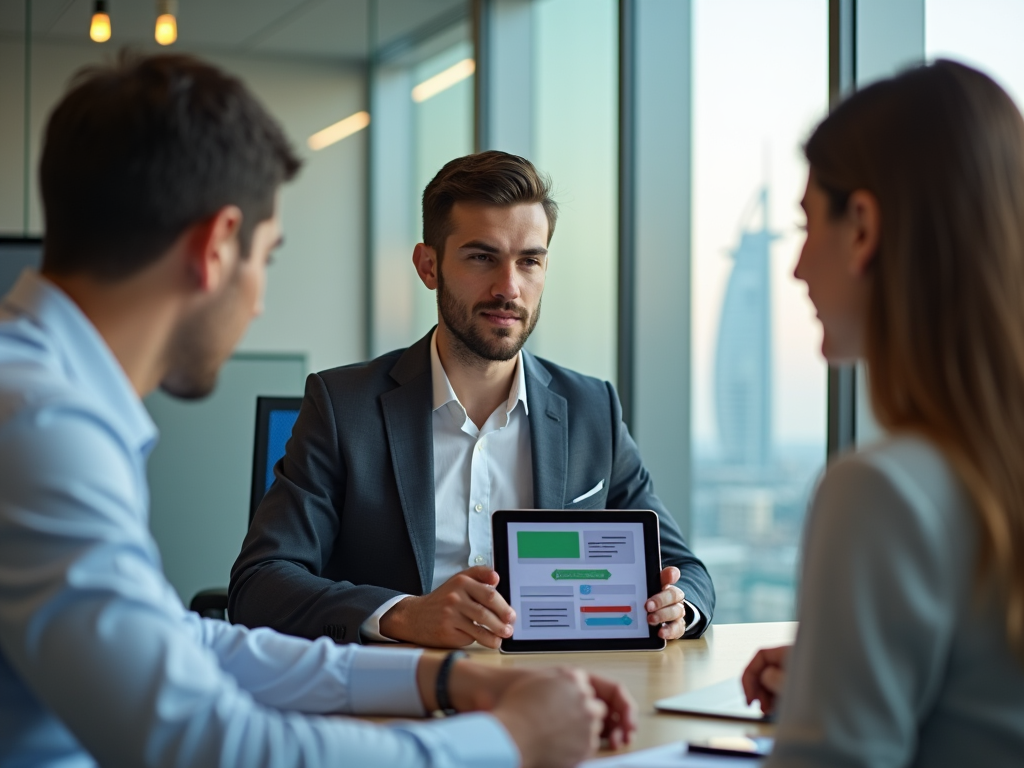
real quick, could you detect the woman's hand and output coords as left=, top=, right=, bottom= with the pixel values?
left=741, top=644, right=791, bottom=715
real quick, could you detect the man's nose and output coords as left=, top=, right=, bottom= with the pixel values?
left=492, top=263, right=521, bottom=302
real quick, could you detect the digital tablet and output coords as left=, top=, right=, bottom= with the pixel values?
left=491, top=510, right=666, bottom=653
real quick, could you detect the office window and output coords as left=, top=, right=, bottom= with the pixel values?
left=926, top=0, right=1024, bottom=105
left=689, top=0, right=829, bottom=623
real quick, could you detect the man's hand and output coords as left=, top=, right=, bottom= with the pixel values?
left=379, top=566, right=515, bottom=648
left=439, top=661, right=637, bottom=754
left=490, top=668, right=635, bottom=768
left=741, top=644, right=791, bottom=715
left=644, top=566, right=690, bottom=640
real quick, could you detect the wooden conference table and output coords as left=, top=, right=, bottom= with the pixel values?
left=377, top=621, right=797, bottom=757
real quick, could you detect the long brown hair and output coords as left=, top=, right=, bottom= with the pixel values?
left=806, top=60, right=1024, bottom=658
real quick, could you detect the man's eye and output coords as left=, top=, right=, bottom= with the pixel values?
left=521, top=259, right=540, bottom=267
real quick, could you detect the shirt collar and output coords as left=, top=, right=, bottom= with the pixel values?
left=2, top=269, right=158, bottom=455
left=430, top=328, right=529, bottom=425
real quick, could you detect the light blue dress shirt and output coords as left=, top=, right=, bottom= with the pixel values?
left=0, top=271, right=519, bottom=768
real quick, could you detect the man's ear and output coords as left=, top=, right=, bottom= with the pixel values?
left=847, top=190, right=881, bottom=277
left=186, top=205, right=244, bottom=292
left=412, top=243, right=439, bottom=290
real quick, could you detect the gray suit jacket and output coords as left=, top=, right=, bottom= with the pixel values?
left=229, top=330, right=715, bottom=643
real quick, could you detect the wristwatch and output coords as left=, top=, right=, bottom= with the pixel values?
left=433, top=650, right=469, bottom=717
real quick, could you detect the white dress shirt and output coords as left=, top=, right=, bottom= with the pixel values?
left=0, top=272, right=517, bottom=768
left=362, top=330, right=533, bottom=640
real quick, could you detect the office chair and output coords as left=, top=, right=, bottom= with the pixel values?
left=0, top=236, right=43, bottom=296
left=189, top=396, right=302, bottom=619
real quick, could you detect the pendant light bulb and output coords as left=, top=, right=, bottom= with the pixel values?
left=90, top=1, right=111, bottom=43
left=154, top=0, right=177, bottom=46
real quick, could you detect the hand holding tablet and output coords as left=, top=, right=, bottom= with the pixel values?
left=646, top=565, right=690, bottom=640
left=492, top=510, right=668, bottom=653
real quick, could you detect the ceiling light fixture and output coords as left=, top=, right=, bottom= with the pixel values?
left=154, top=0, right=177, bottom=46
left=308, top=111, right=371, bottom=151
left=411, top=58, right=476, bottom=103
left=90, top=0, right=111, bottom=43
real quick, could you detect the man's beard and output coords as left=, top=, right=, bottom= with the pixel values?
left=159, top=273, right=242, bottom=401
left=437, top=270, right=541, bottom=363
left=159, top=312, right=223, bottom=400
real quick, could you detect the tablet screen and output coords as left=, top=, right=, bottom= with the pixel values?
left=507, top=520, right=651, bottom=641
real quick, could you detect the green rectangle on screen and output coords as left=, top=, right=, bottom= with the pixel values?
left=517, top=531, right=580, bottom=559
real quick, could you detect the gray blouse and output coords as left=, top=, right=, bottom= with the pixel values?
left=767, top=435, right=1024, bottom=767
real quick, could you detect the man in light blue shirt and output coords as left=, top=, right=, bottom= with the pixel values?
left=0, top=52, right=634, bottom=768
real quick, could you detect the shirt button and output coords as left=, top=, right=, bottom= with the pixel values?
left=475, top=503, right=483, bottom=512
left=474, top=555, right=485, bottom=564
left=476, top=441, right=484, bottom=452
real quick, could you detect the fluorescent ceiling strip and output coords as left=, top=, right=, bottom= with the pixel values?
left=307, top=111, right=371, bottom=151
left=411, top=58, right=476, bottom=103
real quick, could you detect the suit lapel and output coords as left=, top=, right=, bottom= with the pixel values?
left=381, top=331, right=436, bottom=594
left=525, top=354, right=568, bottom=509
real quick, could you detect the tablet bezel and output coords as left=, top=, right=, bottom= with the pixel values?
left=492, top=509, right=666, bottom=653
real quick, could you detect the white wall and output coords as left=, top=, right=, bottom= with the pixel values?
left=0, top=39, right=367, bottom=373
left=0, top=37, right=28, bottom=232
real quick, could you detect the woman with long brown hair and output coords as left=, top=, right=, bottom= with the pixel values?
left=742, top=59, right=1024, bottom=766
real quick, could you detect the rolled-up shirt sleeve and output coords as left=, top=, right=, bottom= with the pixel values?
left=0, top=404, right=518, bottom=768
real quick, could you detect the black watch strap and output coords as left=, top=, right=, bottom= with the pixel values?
left=434, top=650, right=469, bottom=716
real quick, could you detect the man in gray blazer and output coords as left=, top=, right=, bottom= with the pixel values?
left=229, top=151, right=715, bottom=648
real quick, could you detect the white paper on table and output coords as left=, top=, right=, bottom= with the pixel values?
left=581, top=741, right=765, bottom=767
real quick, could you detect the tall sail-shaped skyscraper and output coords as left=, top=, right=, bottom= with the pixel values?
left=714, top=187, right=778, bottom=467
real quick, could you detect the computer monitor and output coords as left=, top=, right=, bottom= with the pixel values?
left=0, top=237, right=43, bottom=295
left=249, top=396, right=302, bottom=524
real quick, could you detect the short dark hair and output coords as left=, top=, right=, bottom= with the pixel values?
left=422, top=151, right=558, bottom=258
left=40, top=51, right=301, bottom=279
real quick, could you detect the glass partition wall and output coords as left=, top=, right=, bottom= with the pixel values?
left=369, top=1, right=474, bottom=355
left=10, top=0, right=1004, bottom=623
left=0, top=0, right=454, bottom=605
left=525, top=0, right=618, bottom=383
left=370, top=0, right=619, bottom=386
left=0, top=0, right=373, bottom=373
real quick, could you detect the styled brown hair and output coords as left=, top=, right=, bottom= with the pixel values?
left=806, top=60, right=1024, bottom=659
left=41, top=50, right=301, bottom=279
left=421, top=151, right=558, bottom=257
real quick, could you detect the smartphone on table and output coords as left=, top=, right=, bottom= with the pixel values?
left=686, top=736, right=774, bottom=759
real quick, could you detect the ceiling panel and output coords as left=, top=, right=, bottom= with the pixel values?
left=251, top=0, right=368, bottom=61
left=1, top=0, right=470, bottom=61
left=40, top=0, right=315, bottom=49
left=376, top=0, right=465, bottom=48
